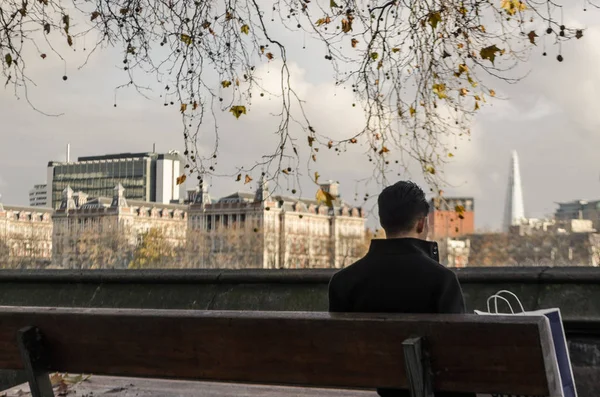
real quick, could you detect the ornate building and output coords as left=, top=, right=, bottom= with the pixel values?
left=0, top=197, right=53, bottom=268
left=187, top=179, right=366, bottom=269
left=4, top=180, right=366, bottom=269
left=52, top=184, right=187, bottom=268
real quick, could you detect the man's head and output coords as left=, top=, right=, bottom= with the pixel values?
left=378, top=181, right=430, bottom=239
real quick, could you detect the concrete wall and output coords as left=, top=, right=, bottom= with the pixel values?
left=1, top=267, right=599, bottom=395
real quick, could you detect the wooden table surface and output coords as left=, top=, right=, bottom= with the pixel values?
left=1, top=376, right=376, bottom=397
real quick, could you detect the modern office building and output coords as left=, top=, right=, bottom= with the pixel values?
left=46, top=150, right=185, bottom=209
left=28, top=184, right=49, bottom=207
left=556, top=200, right=600, bottom=231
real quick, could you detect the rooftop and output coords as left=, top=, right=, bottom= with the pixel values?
left=1, top=205, right=53, bottom=213
left=79, top=152, right=156, bottom=161
left=48, top=150, right=181, bottom=166
left=75, top=197, right=187, bottom=211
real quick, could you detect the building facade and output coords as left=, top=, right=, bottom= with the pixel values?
left=466, top=231, right=600, bottom=267
left=428, top=197, right=475, bottom=239
left=0, top=199, right=53, bottom=268
left=437, top=238, right=470, bottom=268
left=556, top=200, right=600, bottom=231
left=28, top=184, right=49, bottom=207
left=187, top=179, right=366, bottom=269
left=47, top=150, right=185, bottom=209
left=52, top=184, right=187, bottom=269
left=4, top=178, right=367, bottom=269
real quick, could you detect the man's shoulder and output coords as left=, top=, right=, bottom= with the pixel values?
left=330, top=257, right=368, bottom=286
left=408, top=253, right=458, bottom=280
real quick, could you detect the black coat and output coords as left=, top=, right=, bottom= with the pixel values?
left=328, top=237, right=473, bottom=397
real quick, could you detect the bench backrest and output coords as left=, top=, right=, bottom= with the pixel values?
left=0, top=307, right=560, bottom=396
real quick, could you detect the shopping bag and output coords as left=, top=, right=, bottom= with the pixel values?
left=474, top=290, right=577, bottom=397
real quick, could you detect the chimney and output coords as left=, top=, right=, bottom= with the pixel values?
left=320, top=180, right=340, bottom=199
left=66, top=143, right=71, bottom=163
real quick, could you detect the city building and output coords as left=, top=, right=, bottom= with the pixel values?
left=0, top=196, right=53, bottom=268
left=46, top=149, right=185, bottom=209
left=466, top=230, right=600, bottom=267
left=437, top=238, right=470, bottom=268
left=556, top=200, right=600, bottom=231
left=187, top=179, right=366, bottom=269
left=52, top=184, right=188, bottom=268
left=509, top=217, right=557, bottom=236
left=503, top=150, right=526, bottom=231
left=28, top=184, right=49, bottom=207
left=428, top=197, right=475, bottom=239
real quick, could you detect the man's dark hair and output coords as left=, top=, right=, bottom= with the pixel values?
left=378, top=181, right=430, bottom=235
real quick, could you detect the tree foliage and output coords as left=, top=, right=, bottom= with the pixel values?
left=184, top=226, right=263, bottom=268
left=0, top=0, right=590, bottom=189
left=129, top=227, right=177, bottom=269
left=75, top=228, right=132, bottom=269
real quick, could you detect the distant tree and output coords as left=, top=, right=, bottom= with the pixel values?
left=467, top=231, right=600, bottom=267
left=75, top=228, right=133, bottom=269
left=52, top=222, right=133, bottom=269
left=0, top=0, right=588, bottom=187
left=0, top=238, right=11, bottom=269
left=129, top=228, right=177, bottom=269
left=336, top=233, right=365, bottom=267
left=184, top=225, right=263, bottom=268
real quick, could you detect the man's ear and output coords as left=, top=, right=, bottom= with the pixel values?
left=415, top=218, right=425, bottom=234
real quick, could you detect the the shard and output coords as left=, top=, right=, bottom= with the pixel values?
left=503, top=150, right=525, bottom=231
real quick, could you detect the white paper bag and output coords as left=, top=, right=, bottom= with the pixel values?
left=475, top=290, right=577, bottom=397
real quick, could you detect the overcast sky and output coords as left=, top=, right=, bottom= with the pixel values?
left=1, top=4, right=599, bottom=231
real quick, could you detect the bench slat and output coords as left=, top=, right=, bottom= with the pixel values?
left=0, top=307, right=560, bottom=396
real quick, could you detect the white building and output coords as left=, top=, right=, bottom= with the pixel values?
left=52, top=184, right=188, bottom=268
left=0, top=196, right=53, bottom=268
left=503, top=150, right=526, bottom=232
left=28, top=184, right=49, bottom=207
left=187, top=178, right=366, bottom=269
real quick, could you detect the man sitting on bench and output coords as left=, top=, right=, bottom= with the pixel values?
left=328, top=181, right=472, bottom=397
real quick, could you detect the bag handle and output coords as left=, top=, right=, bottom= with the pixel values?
left=486, top=290, right=525, bottom=314
left=486, top=295, right=515, bottom=314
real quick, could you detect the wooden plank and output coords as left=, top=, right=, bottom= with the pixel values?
left=2, top=375, right=375, bottom=397
left=402, top=337, right=433, bottom=397
left=0, top=307, right=557, bottom=395
left=16, top=326, right=54, bottom=397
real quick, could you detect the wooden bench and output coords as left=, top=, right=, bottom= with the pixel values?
left=0, top=306, right=561, bottom=397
